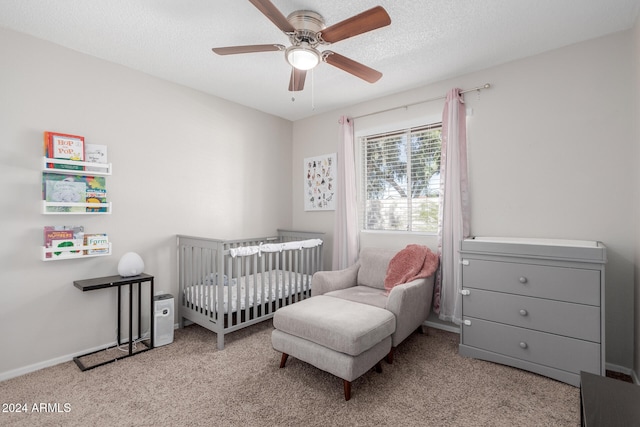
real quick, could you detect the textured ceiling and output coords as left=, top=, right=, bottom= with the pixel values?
left=1, top=0, right=638, bottom=121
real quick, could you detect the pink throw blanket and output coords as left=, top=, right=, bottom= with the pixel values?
left=384, top=244, right=440, bottom=293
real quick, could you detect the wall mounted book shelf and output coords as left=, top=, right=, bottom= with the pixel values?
left=42, top=156, right=112, bottom=215
left=41, top=135, right=112, bottom=260
left=41, top=200, right=112, bottom=215
left=42, top=157, right=112, bottom=176
left=41, top=242, right=112, bottom=261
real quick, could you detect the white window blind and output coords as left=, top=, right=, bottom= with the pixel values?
left=360, top=123, right=442, bottom=232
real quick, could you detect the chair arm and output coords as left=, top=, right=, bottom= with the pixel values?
left=385, top=275, right=435, bottom=347
left=311, top=263, right=360, bottom=296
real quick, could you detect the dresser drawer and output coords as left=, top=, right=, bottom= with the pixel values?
left=462, top=318, right=600, bottom=375
left=462, top=289, right=600, bottom=342
left=462, top=259, right=600, bottom=305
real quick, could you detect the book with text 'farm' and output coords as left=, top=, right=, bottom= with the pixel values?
left=84, top=233, right=109, bottom=255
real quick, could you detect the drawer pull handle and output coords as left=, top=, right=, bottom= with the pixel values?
left=519, top=342, right=528, bottom=349
left=459, top=289, right=470, bottom=296
left=519, top=277, right=528, bottom=284
left=519, top=309, right=528, bottom=316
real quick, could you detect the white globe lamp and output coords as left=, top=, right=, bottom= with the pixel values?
left=118, top=252, right=145, bottom=277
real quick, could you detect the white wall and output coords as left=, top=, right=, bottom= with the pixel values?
left=0, top=28, right=293, bottom=379
left=2, top=24, right=637, bottom=379
left=633, top=13, right=640, bottom=382
left=292, top=30, right=636, bottom=370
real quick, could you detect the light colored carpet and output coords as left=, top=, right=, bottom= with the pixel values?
left=0, top=321, right=579, bottom=426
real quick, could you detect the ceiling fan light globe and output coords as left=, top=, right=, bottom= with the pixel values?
left=286, top=45, right=320, bottom=71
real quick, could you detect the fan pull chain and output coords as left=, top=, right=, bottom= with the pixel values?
left=311, top=68, right=315, bottom=110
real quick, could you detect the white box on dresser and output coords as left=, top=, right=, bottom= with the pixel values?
left=459, top=237, right=606, bottom=387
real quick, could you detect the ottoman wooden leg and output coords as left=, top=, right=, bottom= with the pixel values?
left=386, top=348, right=394, bottom=364
left=280, top=353, right=289, bottom=368
left=375, top=361, right=382, bottom=373
left=343, top=380, right=352, bottom=401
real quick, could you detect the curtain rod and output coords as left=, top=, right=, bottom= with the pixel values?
left=352, top=83, right=491, bottom=120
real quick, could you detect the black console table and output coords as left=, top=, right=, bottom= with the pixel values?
left=73, top=273, right=155, bottom=371
left=580, top=371, right=640, bottom=426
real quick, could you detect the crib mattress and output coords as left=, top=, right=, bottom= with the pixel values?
left=183, top=269, right=312, bottom=314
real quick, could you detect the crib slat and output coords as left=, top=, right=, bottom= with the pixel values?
left=260, top=254, right=267, bottom=315
left=247, top=255, right=252, bottom=321
left=267, top=253, right=274, bottom=314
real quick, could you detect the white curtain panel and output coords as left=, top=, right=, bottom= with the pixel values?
left=435, top=89, right=470, bottom=324
left=332, top=116, right=359, bottom=270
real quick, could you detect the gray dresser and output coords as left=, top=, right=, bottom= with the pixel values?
left=459, top=237, right=606, bottom=387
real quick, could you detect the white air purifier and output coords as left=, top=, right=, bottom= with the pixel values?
left=153, top=294, right=174, bottom=347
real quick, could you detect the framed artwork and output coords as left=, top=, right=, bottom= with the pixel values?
left=304, top=153, right=336, bottom=211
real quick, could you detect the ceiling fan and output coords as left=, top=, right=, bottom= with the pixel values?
left=212, top=0, right=391, bottom=92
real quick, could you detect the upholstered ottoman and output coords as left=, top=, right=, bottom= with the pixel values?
left=272, top=295, right=395, bottom=401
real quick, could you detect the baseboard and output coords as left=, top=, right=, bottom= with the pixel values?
left=606, top=362, right=639, bottom=384
left=424, top=320, right=460, bottom=334
left=0, top=323, right=180, bottom=382
left=0, top=342, right=114, bottom=382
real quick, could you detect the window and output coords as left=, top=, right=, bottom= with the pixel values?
left=360, top=123, right=442, bottom=232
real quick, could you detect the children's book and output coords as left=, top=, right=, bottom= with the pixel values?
left=43, top=226, right=84, bottom=258
left=42, top=173, right=106, bottom=212
left=45, top=131, right=85, bottom=171
left=85, top=143, right=108, bottom=172
left=44, top=179, right=87, bottom=213
left=86, top=188, right=107, bottom=212
left=44, top=228, right=73, bottom=259
left=50, top=239, right=84, bottom=258
left=84, top=233, right=109, bottom=255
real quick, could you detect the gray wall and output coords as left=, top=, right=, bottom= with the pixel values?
left=292, top=30, right=637, bottom=373
left=0, top=28, right=294, bottom=379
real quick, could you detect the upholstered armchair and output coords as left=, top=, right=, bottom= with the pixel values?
left=311, top=246, right=438, bottom=362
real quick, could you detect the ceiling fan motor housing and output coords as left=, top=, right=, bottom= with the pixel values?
left=287, top=10, right=325, bottom=47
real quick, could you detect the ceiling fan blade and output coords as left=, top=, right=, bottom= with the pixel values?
left=323, top=51, right=382, bottom=83
left=289, top=68, right=307, bottom=92
left=248, top=0, right=296, bottom=33
left=319, top=6, right=391, bottom=44
left=212, top=44, right=285, bottom=55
